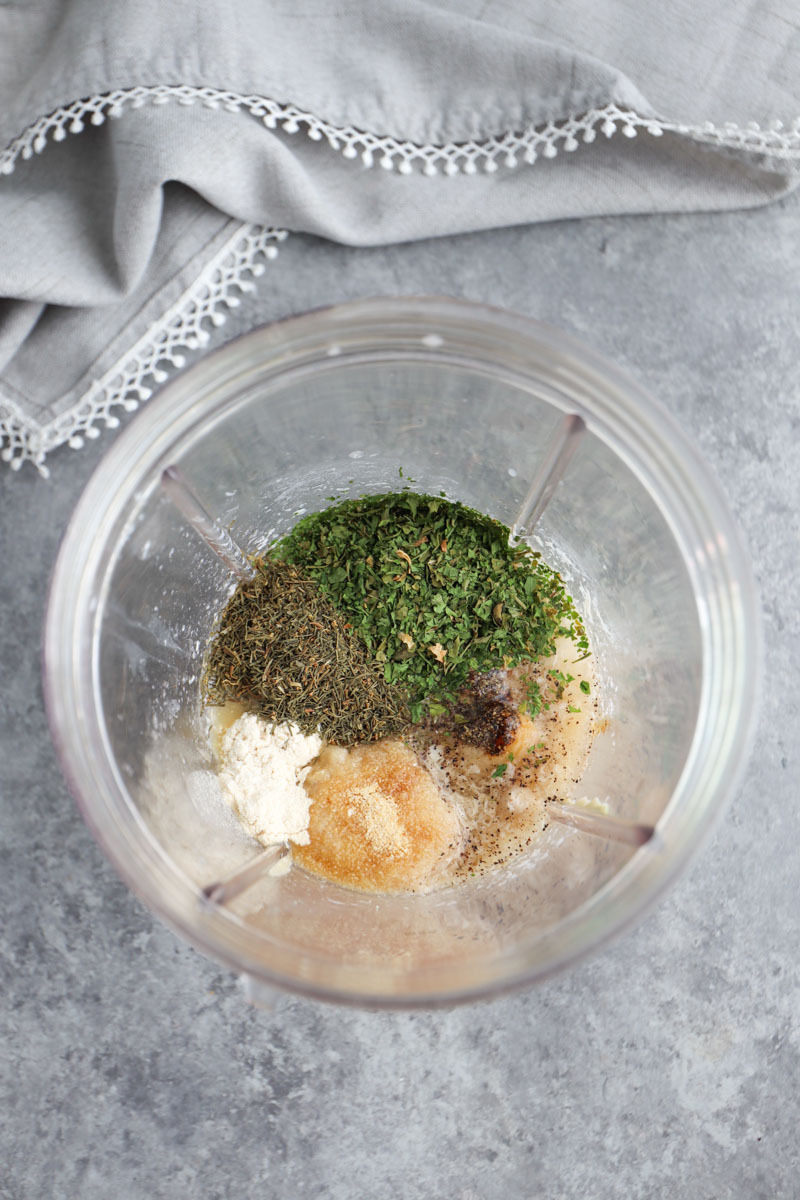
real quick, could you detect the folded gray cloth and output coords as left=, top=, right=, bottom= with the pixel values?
left=1, top=0, right=798, bottom=472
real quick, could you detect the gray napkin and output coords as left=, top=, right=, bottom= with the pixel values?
left=1, top=0, right=798, bottom=472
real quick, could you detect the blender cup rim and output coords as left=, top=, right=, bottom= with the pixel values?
left=43, top=295, right=762, bottom=1007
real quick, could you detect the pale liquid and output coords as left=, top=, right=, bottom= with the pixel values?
left=413, top=642, right=596, bottom=888
left=210, top=638, right=596, bottom=895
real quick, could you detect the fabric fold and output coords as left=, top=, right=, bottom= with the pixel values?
left=1, top=0, right=798, bottom=470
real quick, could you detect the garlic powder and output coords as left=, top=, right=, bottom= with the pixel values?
left=217, top=713, right=322, bottom=847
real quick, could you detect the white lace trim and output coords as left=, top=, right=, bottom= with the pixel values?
left=2, top=84, right=799, bottom=472
left=1, top=85, right=799, bottom=180
left=0, top=224, right=287, bottom=476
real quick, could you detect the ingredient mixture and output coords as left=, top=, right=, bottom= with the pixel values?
left=297, top=738, right=463, bottom=892
left=203, top=489, right=595, bottom=894
left=203, top=558, right=408, bottom=744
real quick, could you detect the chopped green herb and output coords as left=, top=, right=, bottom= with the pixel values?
left=547, top=668, right=576, bottom=700
left=520, top=677, right=543, bottom=719
left=491, top=763, right=508, bottom=778
left=272, top=491, right=587, bottom=717
left=580, top=679, right=591, bottom=694
left=566, top=704, right=581, bottom=713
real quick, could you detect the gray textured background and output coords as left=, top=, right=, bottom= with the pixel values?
left=2, top=191, right=799, bottom=1198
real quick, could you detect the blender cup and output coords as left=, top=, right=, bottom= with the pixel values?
left=44, top=297, right=759, bottom=1007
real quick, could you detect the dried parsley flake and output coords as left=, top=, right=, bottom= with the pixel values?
left=272, top=491, right=588, bottom=721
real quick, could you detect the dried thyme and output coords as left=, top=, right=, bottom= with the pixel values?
left=202, top=558, right=410, bottom=744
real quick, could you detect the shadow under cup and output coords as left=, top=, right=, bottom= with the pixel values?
left=44, top=297, right=759, bottom=1007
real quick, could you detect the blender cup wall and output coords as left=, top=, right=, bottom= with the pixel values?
left=45, top=298, right=757, bottom=1005
left=97, top=359, right=699, bottom=973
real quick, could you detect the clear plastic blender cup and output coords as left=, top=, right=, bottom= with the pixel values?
left=44, top=297, right=759, bottom=1007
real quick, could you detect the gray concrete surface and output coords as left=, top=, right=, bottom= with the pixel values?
left=2, top=191, right=799, bottom=1199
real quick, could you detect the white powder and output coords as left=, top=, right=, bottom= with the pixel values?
left=217, top=713, right=322, bottom=847
left=571, top=795, right=611, bottom=815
